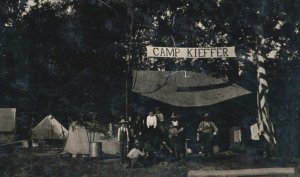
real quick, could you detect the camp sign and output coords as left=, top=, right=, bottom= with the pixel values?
left=146, top=46, right=236, bottom=58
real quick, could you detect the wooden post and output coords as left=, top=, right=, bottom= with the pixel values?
left=188, top=167, right=295, bottom=177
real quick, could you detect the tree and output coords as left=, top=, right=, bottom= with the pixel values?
left=1, top=0, right=299, bottom=156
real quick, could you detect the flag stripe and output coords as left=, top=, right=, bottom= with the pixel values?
left=259, top=78, right=268, bottom=87
left=258, top=67, right=266, bottom=75
left=258, top=55, right=265, bottom=62
left=257, top=54, right=276, bottom=144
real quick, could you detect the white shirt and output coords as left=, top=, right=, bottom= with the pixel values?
left=146, top=115, right=157, bottom=128
left=171, top=120, right=178, bottom=127
left=127, top=148, right=144, bottom=159
left=117, top=126, right=129, bottom=142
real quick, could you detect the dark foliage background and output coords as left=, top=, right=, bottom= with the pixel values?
left=0, top=0, right=299, bottom=157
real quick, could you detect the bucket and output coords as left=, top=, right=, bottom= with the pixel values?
left=89, top=142, right=102, bottom=158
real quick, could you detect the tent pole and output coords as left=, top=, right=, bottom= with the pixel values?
left=50, top=118, right=53, bottom=139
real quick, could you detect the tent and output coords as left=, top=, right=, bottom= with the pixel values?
left=63, top=123, right=89, bottom=155
left=132, top=70, right=251, bottom=107
left=0, top=108, right=16, bottom=143
left=63, top=122, right=119, bottom=155
left=32, top=115, right=68, bottom=140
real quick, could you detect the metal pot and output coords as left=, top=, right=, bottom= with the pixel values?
left=89, top=142, right=102, bottom=158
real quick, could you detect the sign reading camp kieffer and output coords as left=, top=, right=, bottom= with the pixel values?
left=146, top=46, right=236, bottom=58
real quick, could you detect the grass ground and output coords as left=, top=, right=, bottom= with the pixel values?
left=0, top=147, right=298, bottom=177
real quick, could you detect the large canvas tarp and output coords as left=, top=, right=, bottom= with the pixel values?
left=32, top=115, right=68, bottom=140
left=132, top=70, right=251, bottom=107
left=63, top=122, right=119, bottom=155
left=0, top=108, right=16, bottom=132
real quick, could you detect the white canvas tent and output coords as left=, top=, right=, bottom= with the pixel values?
left=63, top=122, right=119, bottom=155
left=63, top=123, right=89, bottom=155
left=32, top=115, right=68, bottom=140
left=0, top=108, right=16, bottom=143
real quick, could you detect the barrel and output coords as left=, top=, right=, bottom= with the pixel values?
left=89, top=142, right=102, bottom=158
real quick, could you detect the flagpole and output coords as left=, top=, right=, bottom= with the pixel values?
left=125, top=59, right=129, bottom=121
left=125, top=3, right=134, bottom=121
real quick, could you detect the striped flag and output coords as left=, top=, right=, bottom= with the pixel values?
left=257, top=54, right=276, bottom=144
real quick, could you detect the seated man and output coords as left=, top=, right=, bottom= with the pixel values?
left=143, top=140, right=155, bottom=167
left=127, top=141, right=145, bottom=168
left=158, top=141, right=173, bottom=162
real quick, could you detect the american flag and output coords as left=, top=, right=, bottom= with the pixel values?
left=257, top=54, right=276, bottom=144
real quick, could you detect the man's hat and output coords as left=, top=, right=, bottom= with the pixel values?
left=204, top=113, right=209, bottom=117
left=134, top=140, right=140, bottom=145
left=203, top=113, right=210, bottom=120
left=119, top=119, right=128, bottom=124
left=170, top=112, right=181, bottom=119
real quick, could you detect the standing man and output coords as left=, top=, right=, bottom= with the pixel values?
left=168, top=112, right=185, bottom=160
left=146, top=111, right=158, bottom=148
left=117, top=119, right=130, bottom=164
left=155, top=107, right=165, bottom=133
left=146, top=111, right=157, bottom=136
left=132, top=115, right=144, bottom=142
left=127, top=116, right=135, bottom=149
left=197, top=113, right=218, bottom=157
left=146, top=111, right=157, bottom=129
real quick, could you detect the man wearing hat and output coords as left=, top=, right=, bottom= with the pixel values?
left=118, top=119, right=130, bottom=164
left=170, top=112, right=181, bottom=127
left=168, top=112, right=185, bottom=160
left=197, top=113, right=218, bottom=157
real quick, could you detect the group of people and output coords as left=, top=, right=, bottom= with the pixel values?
left=117, top=107, right=218, bottom=168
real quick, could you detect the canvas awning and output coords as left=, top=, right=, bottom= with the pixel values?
left=132, top=70, right=251, bottom=107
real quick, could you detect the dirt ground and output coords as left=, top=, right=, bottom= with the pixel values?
left=0, top=147, right=299, bottom=177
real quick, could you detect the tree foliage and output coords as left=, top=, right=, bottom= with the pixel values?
left=0, top=0, right=299, bottom=155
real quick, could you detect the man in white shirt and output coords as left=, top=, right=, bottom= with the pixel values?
left=146, top=111, right=157, bottom=128
left=146, top=111, right=157, bottom=144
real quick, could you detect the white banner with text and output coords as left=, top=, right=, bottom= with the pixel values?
left=146, top=46, right=236, bottom=58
